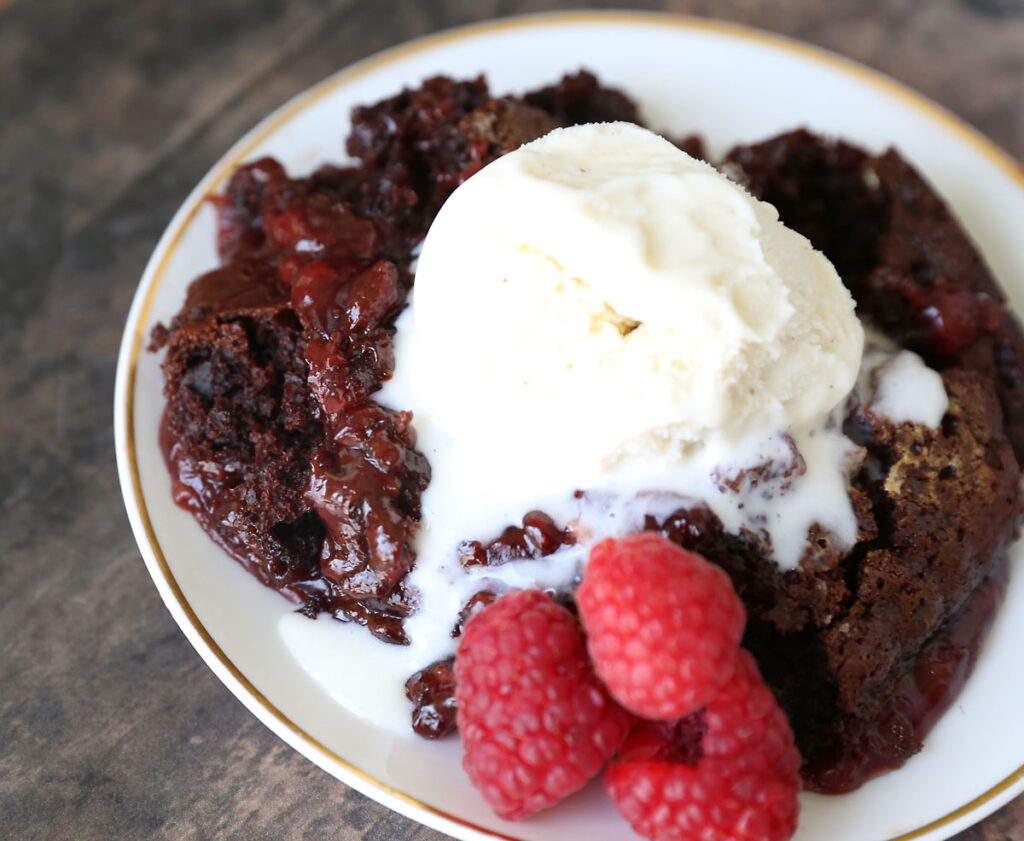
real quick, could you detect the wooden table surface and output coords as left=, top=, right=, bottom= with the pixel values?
left=2, top=0, right=1023, bottom=839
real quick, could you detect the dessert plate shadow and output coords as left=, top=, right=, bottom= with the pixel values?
left=115, top=11, right=1024, bottom=841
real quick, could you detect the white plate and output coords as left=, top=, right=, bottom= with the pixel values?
left=115, top=12, right=1024, bottom=841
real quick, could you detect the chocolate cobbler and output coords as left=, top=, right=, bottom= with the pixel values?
left=150, top=71, right=1023, bottom=795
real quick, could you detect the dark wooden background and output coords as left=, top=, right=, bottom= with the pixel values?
left=2, top=1, right=1023, bottom=839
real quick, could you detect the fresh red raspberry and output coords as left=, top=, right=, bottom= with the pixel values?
left=577, top=533, right=746, bottom=719
left=605, top=650, right=801, bottom=841
left=703, top=650, right=801, bottom=786
left=607, top=754, right=799, bottom=841
left=455, top=589, right=633, bottom=820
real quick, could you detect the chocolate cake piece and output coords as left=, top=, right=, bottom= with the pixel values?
left=725, top=130, right=1024, bottom=460
left=345, top=75, right=491, bottom=228
left=722, top=129, right=885, bottom=291
left=151, top=259, right=325, bottom=593
left=520, top=70, right=640, bottom=126
left=832, top=368, right=1020, bottom=718
left=718, top=132, right=1024, bottom=787
left=646, top=364, right=1020, bottom=792
left=340, top=72, right=635, bottom=235
left=864, top=150, right=1024, bottom=459
left=155, top=249, right=427, bottom=641
left=458, top=99, right=561, bottom=161
left=789, top=367, right=1019, bottom=791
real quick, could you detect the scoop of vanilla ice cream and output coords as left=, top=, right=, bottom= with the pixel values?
left=405, top=122, right=862, bottom=476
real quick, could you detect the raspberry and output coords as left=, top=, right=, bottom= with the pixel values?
left=704, top=650, right=801, bottom=786
left=606, top=755, right=799, bottom=841
left=577, top=533, right=746, bottom=719
left=454, top=589, right=633, bottom=820
left=605, top=650, right=801, bottom=841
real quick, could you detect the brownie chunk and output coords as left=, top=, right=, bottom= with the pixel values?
left=738, top=367, right=1020, bottom=792
left=459, top=99, right=561, bottom=161
left=521, top=70, right=640, bottom=126
left=722, top=129, right=885, bottom=290
left=830, top=369, right=1021, bottom=718
left=152, top=260, right=325, bottom=594
left=726, top=130, right=1024, bottom=460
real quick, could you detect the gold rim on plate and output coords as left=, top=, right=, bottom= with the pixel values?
left=119, top=11, right=1024, bottom=841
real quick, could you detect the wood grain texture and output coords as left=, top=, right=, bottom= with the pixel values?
left=0, top=1, right=1021, bottom=839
